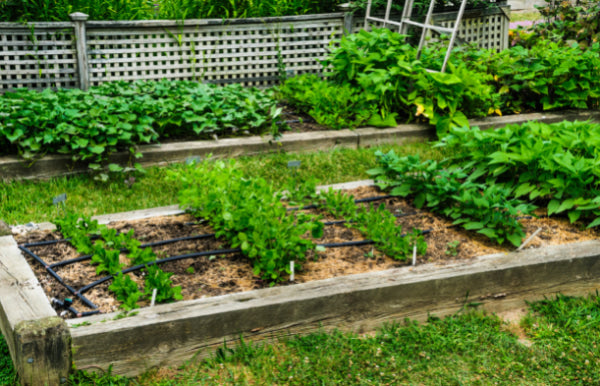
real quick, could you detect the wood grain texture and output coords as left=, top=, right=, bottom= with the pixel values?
left=0, top=236, right=63, bottom=385
left=68, top=241, right=600, bottom=377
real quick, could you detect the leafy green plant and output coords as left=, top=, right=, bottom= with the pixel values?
left=278, top=75, right=382, bottom=129
left=445, top=240, right=460, bottom=256
left=318, top=188, right=427, bottom=260
left=0, top=80, right=283, bottom=176
left=436, top=120, right=600, bottom=228
left=369, top=151, right=534, bottom=246
left=282, top=29, right=497, bottom=135
left=54, top=211, right=182, bottom=309
left=144, top=264, right=183, bottom=303
left=109, top=273, right=141, bottom=311
left=174, top=159, right=324, bottom=282
left=530, top=0, right=600, bottom=48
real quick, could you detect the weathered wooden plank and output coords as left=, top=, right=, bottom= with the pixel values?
left=86, top=28, right=342, bottom=46
left=0, top=48, right=77, bottom=56
left=470, top=110, right=600, bottom=130
left=0, top=236, right=71, bottom=385
left=86, top=43, right=331, bottom=57
left=0, top=22, right=73, bottom=29
left=357, top=124, right=434, bottom=147
left=68, top=240, right=600, bottom=376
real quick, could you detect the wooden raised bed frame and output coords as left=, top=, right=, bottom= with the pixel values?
left=2, top=221, right=600, bottom=384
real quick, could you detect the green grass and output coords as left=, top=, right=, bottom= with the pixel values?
left=0, top=141, right=446, bottom=225
left=0, top=335, right=16, bottom=385
left=52, top=293, right=600, bottom=385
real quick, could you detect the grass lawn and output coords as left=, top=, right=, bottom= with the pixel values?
left=3, top=293, right=599, bottom=385
left=0, top=141, right=446, bottom=225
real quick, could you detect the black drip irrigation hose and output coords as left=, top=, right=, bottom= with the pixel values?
left=18, top=245, right=99, bottom=316
left=78, top=228, right=434, bottom=296
left=287, top=194, right=393, bottom=212
left=51, top=298, right=100, bottom=318
left=78, top=248, right=243, bottom=295
left=48, top=232, right=218, bottom=269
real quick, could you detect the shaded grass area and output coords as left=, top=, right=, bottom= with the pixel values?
left=0, top=335, right=16, bottom=385
left=61, top=293, right=600, bottom=385
left=0, top=141, right=446, bottom=225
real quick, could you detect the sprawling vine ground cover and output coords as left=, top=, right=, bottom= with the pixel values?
left=0, top=80, right=281, bottom=179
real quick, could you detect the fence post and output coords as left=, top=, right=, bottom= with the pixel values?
left=337, top=4, right=354, bottom=35
left=70, top=12, right=90, bottom=91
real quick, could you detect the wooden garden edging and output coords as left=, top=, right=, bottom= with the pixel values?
left=0, top=6, right=510, bottom=92
left=1, top=228, right=600, bottom=383
left=1, top=109, right=600, bottom=180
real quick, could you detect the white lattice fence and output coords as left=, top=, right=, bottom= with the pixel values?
left=86, top=15, right=344, bottom=88
left=0, top=22, right=79, bottom=92
left=0, top=8, right=509, bottom=92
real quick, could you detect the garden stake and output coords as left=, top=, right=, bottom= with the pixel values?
left=151, top=288, right=158, bottom=307
left=290, top=261, right=295, bottom=281
left=412, top=244, right=417, bottom=266
left=517, top=227, right=542, bottom=251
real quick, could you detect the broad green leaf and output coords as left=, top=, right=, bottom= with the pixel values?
left=463, top=222, right=484, bottom=230
left=547, top=199, right=560, bottom=216
left=587, top=217, right=600, bottom=228
left=477, top=228, right=497, bottom=239
left=88, top=145, right=105, bottom=154
left=108, top=163, right=123, bottom=172
left=506, top=233, right=523, bottom=247
left=556, top=198, right=575, bottom=213
left=568, top=210, right=581, bottom=223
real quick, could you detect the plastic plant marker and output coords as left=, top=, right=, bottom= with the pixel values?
left=290, top=260, right=295, bottom=282
left=412, top=244, right=417, bottom=266
left=517, top=227, right=542, bottom=251
left=150, top=288, right=157, bottom=307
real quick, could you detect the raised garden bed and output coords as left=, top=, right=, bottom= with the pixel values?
left=2, top=109, right=600, bottom=180
left=2, top=181, right=600, bottom=383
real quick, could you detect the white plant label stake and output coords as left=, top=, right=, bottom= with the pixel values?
left=412, top=244, right=417, bottom=266
left=290, top=260, right=295, bottom=282
left=150, top=288, right=158, bottom=307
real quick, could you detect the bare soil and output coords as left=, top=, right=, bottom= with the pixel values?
left=15, top=185, right=600, bottom=318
